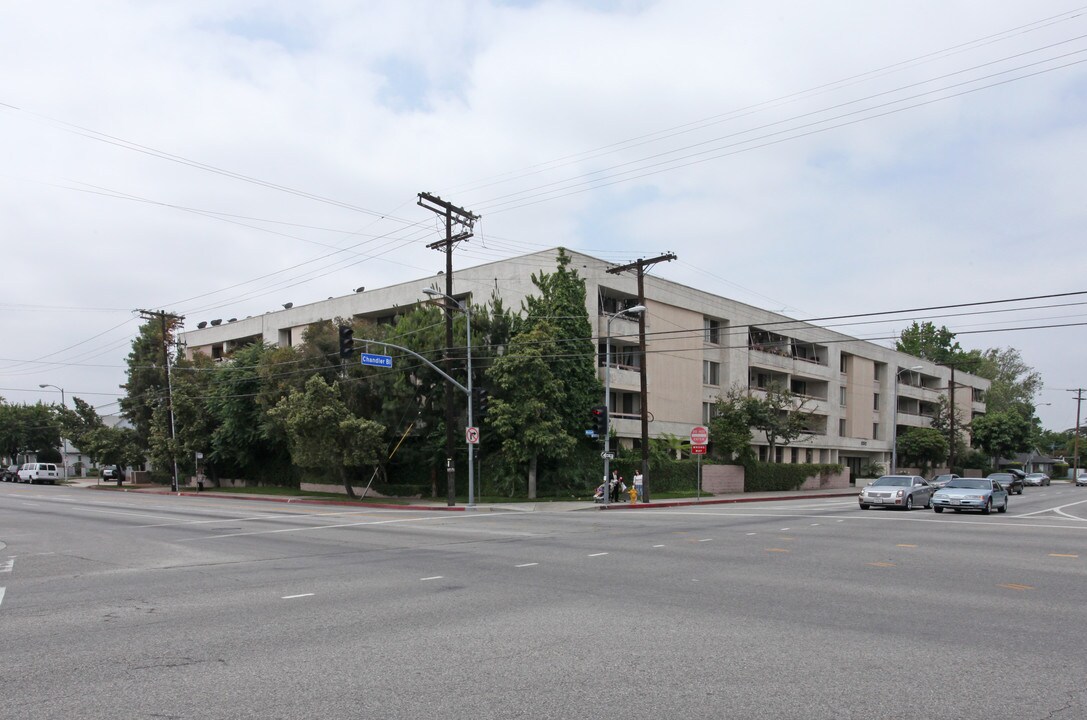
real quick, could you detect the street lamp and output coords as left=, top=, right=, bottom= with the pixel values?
left=890, top=366, right=923, bottom=474
left=423, top=288, right=476, bottom=508
left=602, top=304, right=646, bottom=506
left=38, top=384, right=69, bottom=484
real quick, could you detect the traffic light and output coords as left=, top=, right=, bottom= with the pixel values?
left=474, top=388, right=490, bottom=419
left=338, top=324, right=354, bottom=359
left=588, top=405, right=608, bottom=437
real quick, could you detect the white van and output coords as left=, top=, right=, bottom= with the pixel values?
left=17, top=463, right=60, bottom=484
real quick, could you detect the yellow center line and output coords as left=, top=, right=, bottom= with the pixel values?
left=998, top=583, right=1034, bottom=591
left=765, top=548, right=790, bottom=553
left=896, top=544, right=917, bottom=548
left=1048, top=553, right=1079, bottom=558
left=867, top=562, right=895, bottom=567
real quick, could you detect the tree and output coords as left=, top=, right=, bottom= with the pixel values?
left=972, top=347, right=1042, bottom=416
left=486, top=322, right=576, bottom=498
left=514, top=248, right=602, bottom=441
left=0, top=402, right=61, bottom=463
left=119, top=316, right=182, bottom=454
left=927, top=395, right=968, bottom=465
left=269, top=375, right=385, bottom=498
left=896, top=322, right=982, bottom=372
left=897, top=427, right=949, bottom=475
left=970, top=410, right=1032, bottom=467
left=748, top=384, right=817, bottom=462
left=709, top=386, right=758, bottom=465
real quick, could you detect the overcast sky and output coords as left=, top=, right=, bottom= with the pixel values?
left=2, top=1, right=1085, bottom=433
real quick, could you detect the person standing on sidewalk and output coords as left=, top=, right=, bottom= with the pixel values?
left=633, top=470, right=644, bottom=502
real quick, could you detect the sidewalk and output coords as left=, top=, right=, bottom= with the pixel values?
left=71, top=477, right=859, bottom=512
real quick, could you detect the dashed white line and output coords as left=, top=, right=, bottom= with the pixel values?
left=420, top=576, right=443, bottom=581
left=281, top=593, right=314, bottom=599
left=652, top=544, right=666, bottom=548
left=588, top=552, right=609, bottom=557
left=0, top=558, right=13, bottom=573
left=0, top=587, right=5, bottom=609
left=698, top=538, right=712, bottom=542
left=516, top=563, right=539, bottom=568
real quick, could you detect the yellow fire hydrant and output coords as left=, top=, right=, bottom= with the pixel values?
left=628, top=484, right=638, bottom=504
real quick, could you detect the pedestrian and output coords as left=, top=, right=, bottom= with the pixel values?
left=633, top=470, right=644, bottom=502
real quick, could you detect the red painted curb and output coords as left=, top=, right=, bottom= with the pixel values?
left=122, top=487, right=467, bottom=511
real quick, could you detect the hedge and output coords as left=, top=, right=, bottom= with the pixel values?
left=744, top=462, right=845, bottom=492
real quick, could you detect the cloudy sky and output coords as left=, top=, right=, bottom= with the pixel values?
left=2, top=1, right=1085, bottom=432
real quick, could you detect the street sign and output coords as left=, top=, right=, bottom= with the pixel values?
left=466, top=427, right=480, bottom=445
left=690, top=425, right=709, bottom=445
left=690, top=445, right=707, bottom=455
left=600, top=451, right=615, bottom=459
left=361, top=353, right=393, bottom=368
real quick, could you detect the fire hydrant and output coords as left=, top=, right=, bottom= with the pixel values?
left=628, top=484, right=638, bottom=504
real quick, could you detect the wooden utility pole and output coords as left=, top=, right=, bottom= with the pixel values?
left=417, top=192, right=478, bottom=506
left=1070, top=388, right=1085, bottom=480
left=606, top=252, right=677, bottom=503
left=137, top=309, right=184, bottom=492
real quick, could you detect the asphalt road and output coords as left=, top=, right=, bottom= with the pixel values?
left=2, top=482, right=1086, bottom=720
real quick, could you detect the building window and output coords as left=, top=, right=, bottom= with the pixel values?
left=839, top=387, right=847, bottom=407
left=873, top=423, right=880, bottom=441
left=704, top=317, right=720, bottom=344
left=840, top=354, right=849, bottom=373
left=703, top=361, right=720, bottom=386
left=873, top=365, right=882, bottom=383
left=702, top=402, right=716, bottom=424
left=873, top=393, right=880, bottom=411
left=839, top=419, right=847, bottom=437
left=806, top=448, right=813, bottom=463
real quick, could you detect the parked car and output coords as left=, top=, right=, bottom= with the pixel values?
left=930, top=473, right=960, bottom=490
left=858, top=475, right=933, bottom=510
left=1075, top=472, right=1087, bottom=487
left=99, top=465, right=125, bottom=483
left=1, top=464, right=19, bottom=481
left=1024, top=472, right=1050, bottom=487
left=987, top=472, right=1024, bottom=495
left=17, top=462, right=60, bottom=484
left=932, top=477, right=1009, bottom=514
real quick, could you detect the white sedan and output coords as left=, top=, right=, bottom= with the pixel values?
left=858, top=475, right=933, bottom=511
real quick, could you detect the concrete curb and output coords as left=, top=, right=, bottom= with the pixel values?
left=596, top=491, right=860, bottom=510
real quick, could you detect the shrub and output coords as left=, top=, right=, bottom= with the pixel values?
left=744, top=462, right=845, bottom=492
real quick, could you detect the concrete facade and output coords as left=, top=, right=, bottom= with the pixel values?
left=180, top=248, right=988, bottom=479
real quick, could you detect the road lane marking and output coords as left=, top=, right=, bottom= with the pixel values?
left=588, top=552, right=609, bottom=557
left=896, top=544, right=917, bottom=548
left=0, top=587, right=5, bottom=608
left=282, top=593, right=314, bottom=599
left=421, top=576, right=443, bottom=581
left=652, top=544, right=665, bottom=548
left=634, top=509, right=1087, bottom=532
left=867, top=562, right=895, bottom=567
left=1015, top=498, right=1087, bottom=520
left=998, top=583, right=1034, bottom=591
left=0, top=558, right=13, bottom=573
left=698, top=538, right=712, bottom=542
left=765, top=548, right=789, bottom=553
left=181, top=514, right=466, bottom=540
left=1048, top=553, right=1078, bottom=558
left=515, top=563, right=538, bottom=568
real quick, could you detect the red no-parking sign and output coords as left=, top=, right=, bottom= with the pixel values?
left=690, top=426, right=709, bottom=446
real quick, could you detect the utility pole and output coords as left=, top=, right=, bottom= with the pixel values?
left=137, top=309, right=185, bottom=492
left=1070, top=388, right=1084, bottom=480
left=417, top=192, right=479, bottom=506
left=606, top=252, right=677, bottom=503
left=948, top=366, right=956, bottom=472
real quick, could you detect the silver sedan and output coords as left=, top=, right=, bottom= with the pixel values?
left=858, top=475, right=933, bottom=511
left=931, top=478, right=1008, bottom=514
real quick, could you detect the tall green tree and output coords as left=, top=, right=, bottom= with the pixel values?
left=709, top=386, right=758, bottom=465
left=970, top=410, right=1032, bottom=467
left=487, top=323, right=576, bottom=498
left=269, top=375, right=385, bottom=498
left=896, top=322, right=981, bottom=371
left=972, top=347, right=1042, bottom=416
left=119, top=315, right=182, bottom=452
left=514, top=248, right=602, bottom=441
left=0, top=402, right=61, bottom=463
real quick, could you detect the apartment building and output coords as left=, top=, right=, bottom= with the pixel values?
left=181, top=248, right=988, bottom=478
